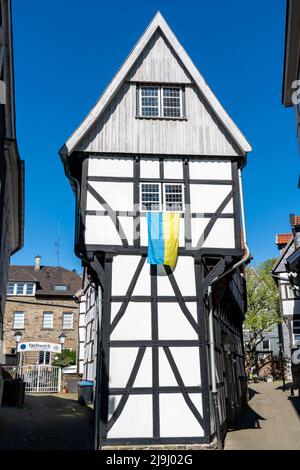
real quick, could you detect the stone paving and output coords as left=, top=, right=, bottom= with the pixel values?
left=0, top=392, right=94, bottom=449
left=225, top=381, right=300, bottom=450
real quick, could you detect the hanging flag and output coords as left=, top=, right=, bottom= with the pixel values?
left=147, top=212, right=180, bottom=266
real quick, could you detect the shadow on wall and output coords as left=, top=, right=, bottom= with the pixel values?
left=226, top=387, right=265, bottom=432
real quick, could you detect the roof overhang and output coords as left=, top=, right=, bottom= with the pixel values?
left=59, top=11, right=251, bottom=165
left=282, top=0, right=300, bottom=106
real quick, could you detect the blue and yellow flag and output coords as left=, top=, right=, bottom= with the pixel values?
left=147, top=212, right=180, bottom=267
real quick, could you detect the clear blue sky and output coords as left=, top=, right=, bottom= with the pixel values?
left=11, top=0, right=299, bottom=271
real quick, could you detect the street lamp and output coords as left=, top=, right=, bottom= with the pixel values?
left=14, top=331, right=23, bottom=370
left=59, top=333, right=66, bottom=352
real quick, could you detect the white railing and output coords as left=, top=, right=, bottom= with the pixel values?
left=3, top=365, right=61, bottom=393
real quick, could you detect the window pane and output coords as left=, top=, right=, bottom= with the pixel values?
left=7, top=282, right=15, bottom=295
left=294, top=334, right=300, bottom=342
left=13, top=312, right=24, bottom=329
left=54, top=285, right=68, bottom=291
left=140, top=87, right=159, bottom=117
left=16, top=283, right=25, bottom=295
left=164, top=184, right=183, bottom=212
left=63, top=313, right=73, bottom=329
left=163, top=88, right=182, bottom=118
left=140, top=183, right=161, bottom=211
left=26, top=283, right=34, bottom=295
left=43, top=312, right=53, bottom=328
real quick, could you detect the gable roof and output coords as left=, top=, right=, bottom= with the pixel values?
left=8, top=265, right=82, bottom=297
left=272, top=237, right=295, bottom=274
left=59, top=11, right=251, bottom=159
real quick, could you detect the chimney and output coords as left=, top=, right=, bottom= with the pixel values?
left=34, top=255, right=41, bottom=270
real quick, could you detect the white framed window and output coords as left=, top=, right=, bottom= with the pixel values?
left=43, top=312, right=53, bottom=329
left=63, top=312, right=73, bottom=330
left=162, top=87, right=182, bottom=118
left=286, top=285, right=295, bottom=299
left=163, top=183, right=184, bottom=212
left=138, top=85, right=184, bottom=118
left=140, top=183, right=162, bottom=212
left=16, top=283, right=25, bottom=295
left=139, top=86, right=160, bottom=117
left=7, top=282, right=35, bottom=296
left=39, top=351, right=51, bottom=365
left=13, top=312, right=24, bottom=329
left=7, top=282, right=15, bottom=295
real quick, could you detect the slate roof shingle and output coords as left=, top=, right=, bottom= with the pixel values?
left=8, top=265, right=82, bottom=297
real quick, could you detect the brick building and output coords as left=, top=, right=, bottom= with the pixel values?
left=3, top=256, right=82, bottom=366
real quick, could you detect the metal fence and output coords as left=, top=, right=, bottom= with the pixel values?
left=3, top=365, right=61, bottom=393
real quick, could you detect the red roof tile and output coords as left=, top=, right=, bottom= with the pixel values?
left=291, top=215, right=300, bottom=226
left=276, top=233, right=293, bottom=245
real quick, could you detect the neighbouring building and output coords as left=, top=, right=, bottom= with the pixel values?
left=0, top=0, right=24, bottom=402
left=272, top=216, right=300, bottom=379
left=3, top=256, right=82, bottom=366
left=282, top=0, right=300, bottom=174
left=60, top=13, right=251, bottom=448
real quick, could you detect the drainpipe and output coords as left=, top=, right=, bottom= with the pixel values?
left=207, top=168, right=251, bottom=450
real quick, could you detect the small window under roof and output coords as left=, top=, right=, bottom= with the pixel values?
left=54, top=284, right=68, bottom=291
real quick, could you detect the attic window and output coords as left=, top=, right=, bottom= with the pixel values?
left=54, top=284, right=68, bottom=291
left=138, top=86, right=184, bottom=118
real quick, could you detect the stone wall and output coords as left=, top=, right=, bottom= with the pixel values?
left=3, top=296, right=79, bottom=365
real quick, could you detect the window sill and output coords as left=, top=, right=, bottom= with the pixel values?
left=135, top=116, right=187, bottom=121
left=41, top=328, right=54, bottom=331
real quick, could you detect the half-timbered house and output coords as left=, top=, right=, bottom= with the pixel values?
left=60, top=12, right=251, bottom=448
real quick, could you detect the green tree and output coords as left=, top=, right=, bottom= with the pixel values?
left=244, top=258, right=281, bottom=374
left=52, top=349, right=76, bottom=368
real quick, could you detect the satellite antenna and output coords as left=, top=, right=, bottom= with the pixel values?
left=55, top=223, right=60, bottom=266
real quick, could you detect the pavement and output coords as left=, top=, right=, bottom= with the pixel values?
left=225, top=381, right=300, bottom=450
left=0, top=392, right=94, bottom=450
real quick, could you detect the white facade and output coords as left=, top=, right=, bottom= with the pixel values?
left=62, top=12, right=250, bottom=446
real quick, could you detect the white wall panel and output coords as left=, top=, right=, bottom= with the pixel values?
left=164, top=160, right=183, bottom=179
left=190, top=184, right=233, bottom=213
left=112, top=256, right=140, bottom=295
left=140, top=160, right=160, bottom=178
left=173, top=256, right=196, bottom=296
left=159, top=393, right=204, bottom=437
left=282, top=299, right=300, bottom=315
left=108, top=395, right=153, bottom=438
left=157, top=303, right=198, bottom=340
left=109, top=347, right=152, bottom=388
left=202, top=218, right=235, bottom=249
left=87, top=182, right=133, bottom=211
left=110, top=302, right=152, bottom=340
left=159, top=348, right=178, bottom=387
left=85, top=215, right=122, bottom=245
left=189, top=161, right=232, bottom=180
left=88, top=158, right=133, bottom=177
left=132, top=260, right=151, bottom=296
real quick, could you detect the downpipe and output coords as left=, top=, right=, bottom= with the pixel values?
left=207, top=168, right=251, bottom=450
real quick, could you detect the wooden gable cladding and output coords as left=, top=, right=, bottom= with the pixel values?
left=76, top=82, right=240, bottom=155
left=127, top=29, right=192, bottom=84
left=60, top=12, right=251, bottom=159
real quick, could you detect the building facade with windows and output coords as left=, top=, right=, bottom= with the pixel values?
left=60, top=13, right=251, bottom=448
left=0, top=0, right=24, bottom=364
left=3, top=257, right=82, bottom=366
left=272, top=217, right=300, bottom=379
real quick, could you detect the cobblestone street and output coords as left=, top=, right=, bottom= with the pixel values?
left=225, top=382, right=300, bottom=450
left=0, top=393, right=94, bottom=450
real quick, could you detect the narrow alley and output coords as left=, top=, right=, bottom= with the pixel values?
left=225, top=382, right=300, bottom=450
left=0, top=393, right=94, bottom=450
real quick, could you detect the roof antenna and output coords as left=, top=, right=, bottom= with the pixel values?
left=55, top=222, right=60, bottom=266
